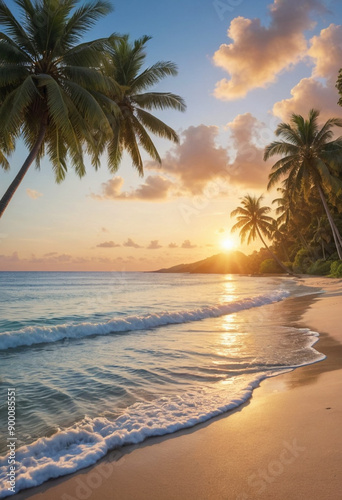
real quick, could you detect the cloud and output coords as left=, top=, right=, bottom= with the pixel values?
left=226, top=113, right=271, bottom=188
left=91, top=177, right=123, bottom=200
left=308, top=23, right=342, bottom=79
left=0, top=251, right=19, bottom=262
left=92, top=120, right=274, bottom=201
left=181, top=239, right=197, bottom=249
left=273, top=24, right=342, bottom=121
left=26, top=189, right=42, bottom=199
left=96, top=241, right=121, bottom=248
left=93, top=175, right=174, bottom=201
left=147, top=240, right=162, bottom=250
left=147, top=125, right=230, bottom=195
left=123, top=238, right=142, bottom=248
left=213, top=0, right=325, bottom=100
left=273, top=77, right=342, bottom=121
left=168, top=242, right=178, bottom=248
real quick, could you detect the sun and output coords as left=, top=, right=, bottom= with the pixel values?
left=221, top=238, right=236, bottom=251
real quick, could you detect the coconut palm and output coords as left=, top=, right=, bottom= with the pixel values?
left=269, top=218, right=290, bottom=262
left=311, top=217, right=332, bottom=260
left=99, top=35, right=186, bottom=175
left=272, top=184, right=313, bottom=254
left=0, top=0, right=116, bottom=219
left=264, top=109, right=342, bottom=259
left=231, top=194, right=292, bottom=274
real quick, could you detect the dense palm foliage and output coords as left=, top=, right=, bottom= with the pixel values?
left=231, top=194, right=291, bottom=274
left=0, top=0, right=117, bottom=217
left=264, top=109, right=342, bottom=259
left=230, top=110, right=342, bottom=276
left=0, top=1, right=185, bottom=218
left=99, top=35, right=186, bottom=175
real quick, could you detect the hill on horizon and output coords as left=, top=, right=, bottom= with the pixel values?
left=153, top=251, right=250, bottom=274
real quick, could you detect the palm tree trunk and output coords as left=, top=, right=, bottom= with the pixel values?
left=280, top=239, right=290, bottom=261
left=0, top=117, right=48, bottom=219
left=322, top=242, right=326, bottom=261
left=256, top=227, right=294, bottom=275
left=316, top=183, right=342, bottom=259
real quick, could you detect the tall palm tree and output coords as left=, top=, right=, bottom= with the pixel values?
left=0, top=0, right=116, bottom=219
left=99, top=35, right=186, bottom=175
left=264, top=109, right=342, bottom=259
left=273, top=185, right=313, bottom=254
left=269, top=218, right=290, bottom=261
left=231, top=194, right=292, bottom=274
left=311, top=217, right=331, bottom=260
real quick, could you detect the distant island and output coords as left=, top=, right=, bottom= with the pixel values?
left=154, top=251, right=258, bottom=274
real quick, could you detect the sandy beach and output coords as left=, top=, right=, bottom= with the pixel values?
left=13, top=277, right=342, bottom=500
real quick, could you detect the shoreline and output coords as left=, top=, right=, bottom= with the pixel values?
left=12, top=277, right=342, bottom=500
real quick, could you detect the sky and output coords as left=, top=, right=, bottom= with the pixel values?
left=1, top=0, right=342, bottom=271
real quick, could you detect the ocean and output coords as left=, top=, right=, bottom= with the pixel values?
left=0, top=272, right=324, bottom=497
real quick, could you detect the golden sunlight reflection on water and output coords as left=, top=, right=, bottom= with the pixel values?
left=219, top=278, right=236, bottom=304
left=213, top=313, right=240, bottom=360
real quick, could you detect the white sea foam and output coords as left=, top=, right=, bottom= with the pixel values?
left=0, top=290, right=290, bottom=350
left=0, top=372, right=275, bottom=498
left=0, top=334, right=325, bottom=500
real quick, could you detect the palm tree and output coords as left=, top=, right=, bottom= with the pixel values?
left=231, top=194, right=292, bottom=274
left=0, top=0, right=116, bottom=219
left=99, top=35, right=186, bottom=175
left=273, top=185, right=313, bottom=254
left=269, top=218, right=290, bottom=261
left=264, top=109, right=342, bottom=259
left=311, top=217, right=332, bottom=260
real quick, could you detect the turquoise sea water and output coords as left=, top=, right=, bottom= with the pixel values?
left=0, top=272, right=324, bottom=497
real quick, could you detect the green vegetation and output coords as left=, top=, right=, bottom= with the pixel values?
left=99, top=35, right=185, bottom=175
left=0, top=0, right=185, bottom=218
left=231, top=109, right=342, bottom=276
left=231, top=194, right=292, bottom=274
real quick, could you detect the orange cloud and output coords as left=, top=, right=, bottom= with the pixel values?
left=147, top=240, right=162, bottom=250
left=309, top=23, right=342, bottom=79
left=26, top=188, right=43, bottom=199
left=92, top=119, right=275, bottom=203
left=93, top=175, right=174, bottom=201
left=123, top=238, right=142, bottom=248
left=181, top=239, right=197, bottom=249
left=147, top=125, right=230, bottom=195
left=226, top=113, right=271, bottom=188
left=273, top=24, right=342, bottom=121
left=96, top=241, right=121, bottom=248
left=213, top=0, right=325, bottom=100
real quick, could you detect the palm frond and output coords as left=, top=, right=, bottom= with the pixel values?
left=136, top=109, right=179, bottom=142
left=133, top=92, right=186, bottom=112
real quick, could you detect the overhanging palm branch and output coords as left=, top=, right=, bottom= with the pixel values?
left=0, top=0, right=116, bottom=218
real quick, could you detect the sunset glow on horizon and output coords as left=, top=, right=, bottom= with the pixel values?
left=1, top=0, right=342, bottom=271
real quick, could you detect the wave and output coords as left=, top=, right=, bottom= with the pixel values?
left=0, top=290, right=290, bottom=351
left=0, top=372, right=277, bottom=498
